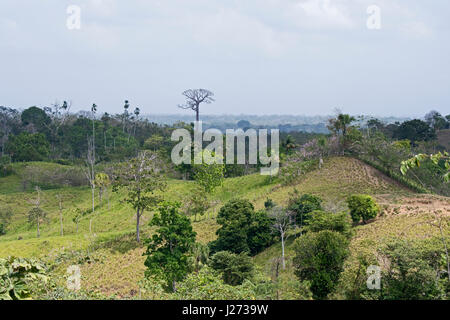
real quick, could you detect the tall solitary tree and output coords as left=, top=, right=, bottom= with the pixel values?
left=84, top=136, right=96, bottom=231
left=28, top=186, right=47, bottom=238
left=112, top=151, right=167, bottom=242
left=178, top=89, right=215, bottom=122
left=269, top=206, right=293, bottom=269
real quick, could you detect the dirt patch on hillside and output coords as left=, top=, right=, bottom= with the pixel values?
left=375, top=193, right=450, bottom=217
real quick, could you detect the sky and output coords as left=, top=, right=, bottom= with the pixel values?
left=0, top=0, right=449, bottom=117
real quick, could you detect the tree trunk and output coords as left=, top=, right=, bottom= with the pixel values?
left=37, top=220, right=40, bottom=238
left=76, top=222, right=78, bottom=233
left=136, top=209, right=141, bottom=243
left=281, top=232, right=286, bottom=270
left=60, top=209, right=63, bottom=236
left=92, top=186, right=95, bottom=213
left=195, top=105, right=199, bottom=122
left=90, top=218, right=92, bottom=234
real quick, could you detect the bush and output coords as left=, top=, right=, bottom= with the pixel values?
left=209, top=199, right=275, bottom=256
left=293, top=230, right=349, bottom=299
left=288, top=192, right=323, bottom=227
left=173, top=267, right=257, bottom=300
left=305, top=210, right=353, bottom=239
left=209, top=251, right=254, bottom=286
left=346, top=194, right=379, bottom=223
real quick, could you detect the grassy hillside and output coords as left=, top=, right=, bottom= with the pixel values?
left=1, top=157, right=448, bottom=299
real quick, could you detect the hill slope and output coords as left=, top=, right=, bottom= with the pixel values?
left=1, top=157, right=447, bottom=298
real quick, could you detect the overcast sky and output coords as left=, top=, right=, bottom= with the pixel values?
left=0, top=0, right=449, bottom=117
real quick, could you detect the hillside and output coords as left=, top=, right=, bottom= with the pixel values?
left=0, top=157, right=448, bottom=298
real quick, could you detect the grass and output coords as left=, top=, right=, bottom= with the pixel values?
left=1, top=156, right=447, bottom=299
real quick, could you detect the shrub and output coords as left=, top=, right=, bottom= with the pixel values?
left=293, top=230, right=349, bottom=299
left=209, top=251, right=254, bottom=286
left=346, top=194, right=379, bottom=223
left=173, top=267, right=257, bottom=300
left=305, top=210, right=353, bottom=239
left=209, top=199, right=274, bottom=256
left=288, top=192, right=323, bottom=227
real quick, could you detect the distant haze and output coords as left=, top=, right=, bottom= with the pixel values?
left=0, top=0, right=449, bottom=117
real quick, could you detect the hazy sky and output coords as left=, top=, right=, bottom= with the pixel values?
left=0, top=0, right=449, bottom=117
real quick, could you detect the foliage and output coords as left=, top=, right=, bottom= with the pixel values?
left=0, top=256, right=48, bottom=300
left=305, top=210, right=353, bottom=239
left=378, top=239, right=448, bottom=300
left=247, top=210, right=275, bottom=256
left=293, top=230, right=349, bottom=299
left=112, top=151, right=167, bottom=242
left=346, top=194, right=379, bottom=224
left=193, top=152, right=225, bottom=194
left=401, top=151, right=449, bottom=183
left=144, top=201, right=197, bottom=291
left=209, top=199, right=254, bottom=254
left=5, top=132, right=50, bottom=162
left=209, top=251, right=254, bottom=286
left=209, top=199, right=274, bottom=256
left=394, top=119, right=436, bottom=144
left=287, top=192, right=323, bottom=227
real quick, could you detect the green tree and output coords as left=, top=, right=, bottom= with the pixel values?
left=401, top=151, right=449, bottom=183
left=346, top=194, right=379, bottom=224
left=247, top=210, right=275, bottom=256
left=144, top=201, right=197, bottom=292
left=305, top=210, right=353, bottom=239
left=112, top=151, right=166, bottom=242
left=193, top=152, right=225, bottom=194
left=20, top=106, right=51, bottom=133
left=288, top=192, right=323, bottom=228
left=210, top=199, right=274, bottom=255
left=209, top=199, right=254, bottom=255
left=144, top=135, right=164, bottom=152
left=209, top=251, right=254, bottom=286
left=379, top=240, right=447, bottom=300
left=327, top=113, right=356, bottom=153
left=394, top=119, right=436, bottom=145
left=293, top=230, right=349, bottom=299
left=5, top=132, right=50, bottom=162
left=94, top=172, right=111, bottom=205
